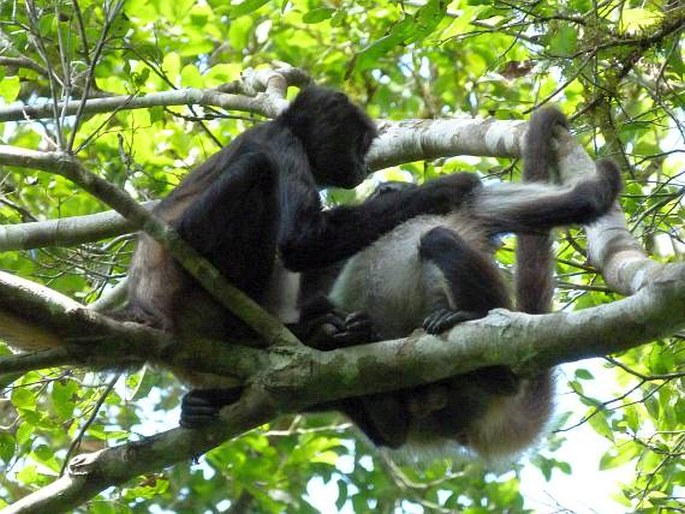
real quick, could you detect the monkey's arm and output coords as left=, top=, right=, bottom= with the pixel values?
left=279, top=172, right=482, bottom=271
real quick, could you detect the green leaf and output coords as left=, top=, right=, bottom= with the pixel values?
left=667, top=46, right=685, bottom=78
left=353, top=0, right=448, bottom=74
left=548, top=23, right=577, bottom=56
left=15, top=421, right=34, bottom=446
left=0, top=433, right=16, bottom=463
left=644, top=392, right=661, bottom=419
left=32, top=444, right=60, bottom=472
left=575, top=368, right=594, bottom=380
left=129, top=367, right=158, bottom=401
left=162, top=53, right=181, bottom=84
left=0, top=75, right=20, bottom=102
left=674, top=396, right=685, bottom=424
left=125, top=476, right=170, bottom=499
left=587, top=409, right=614, bottom=441
left=51, top=379, right=78, bottom=420
left=204, top=63, right=242, bottom=86
left=189, top=4, right=212, bottom=26
left=303, top=8, right=335, bottom=24
left=149, top=105, right=165, bottom=124
left=229, top=0, right=270, bottom=19
left=599, top=443, right=639, bottom=470
left=132, top=67, right=151, bottom=89
left=16, top=464, right=39, bottom=484
left=181, top=64, right=203, bottom=88
left=619, top=8, right=663, bottom=34
left=11, top=388, right=36, bottom=410
left=228, top=15, right=253, bottom=51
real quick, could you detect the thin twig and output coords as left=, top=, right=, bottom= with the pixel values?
left=60, top=373, right=120, bottom=476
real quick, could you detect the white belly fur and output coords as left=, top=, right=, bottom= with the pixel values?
left=263, top=259, right=301, bottom=324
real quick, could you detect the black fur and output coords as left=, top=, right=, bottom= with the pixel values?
left=118, top=86, right=483, bottom=426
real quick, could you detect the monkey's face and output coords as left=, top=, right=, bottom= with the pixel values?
left=307, top=118, right=376, bottom=188
left=288, top=87, right=377, bottom=188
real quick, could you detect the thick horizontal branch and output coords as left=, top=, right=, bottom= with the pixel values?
left=0, top=270, right=267, bottom=379
left=369, top=117, right=527, bottom=167
left=0, top=271, right=169, bottom=365
left=163, top=260, right=685, bottom=402
left=0, top=201, right=156, bottom=251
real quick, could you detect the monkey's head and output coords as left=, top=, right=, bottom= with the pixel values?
left=402, top=371, right=551, bottom=462
left=281, top=86, right=378, bottom=189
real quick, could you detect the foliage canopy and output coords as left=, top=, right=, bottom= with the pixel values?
left=0, top=0, right=683, bottom=512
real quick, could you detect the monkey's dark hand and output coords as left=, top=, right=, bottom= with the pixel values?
left=332, top=311, right=379, bottom=347
left=423, top=308, right=484, bottom=334
left=421, top=172, right=482, bottom=213
left=180, top=388, right=243, bottom=428
left=300, top=311, right=378, bottom=350
left=291, top=311, right=346, bottom=350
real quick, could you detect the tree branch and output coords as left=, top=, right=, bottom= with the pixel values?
left=368, top=117, right=527, bottom=167
left=0, top=65, right=308, bottom=124
left=0, top=201, right=156, bottom=251
left=3, top=256, right=684, bottom=513
left=0, top=347, right=72, bottom=378
left=0, top=88, right=264, bottom=123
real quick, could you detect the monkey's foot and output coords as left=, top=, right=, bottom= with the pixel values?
left=423, top=309, right=483, bottom=334
left=180, top=388, right=243, bottom=428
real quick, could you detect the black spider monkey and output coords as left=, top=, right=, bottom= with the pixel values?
left=117, top=86, right=484, bottom=418
left=302, top=107, right=622, bottom=459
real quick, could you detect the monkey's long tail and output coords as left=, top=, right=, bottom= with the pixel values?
left=515, top=106, right=567, bottom=314
left=512, top=107, right=568, bottom=434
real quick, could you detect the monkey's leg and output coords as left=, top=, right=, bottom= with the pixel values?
left=418, top=226, right=510, bottom=334
left=175, top=148, right=280, bottom=428
left=175, top=146, right=280, bottom=299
